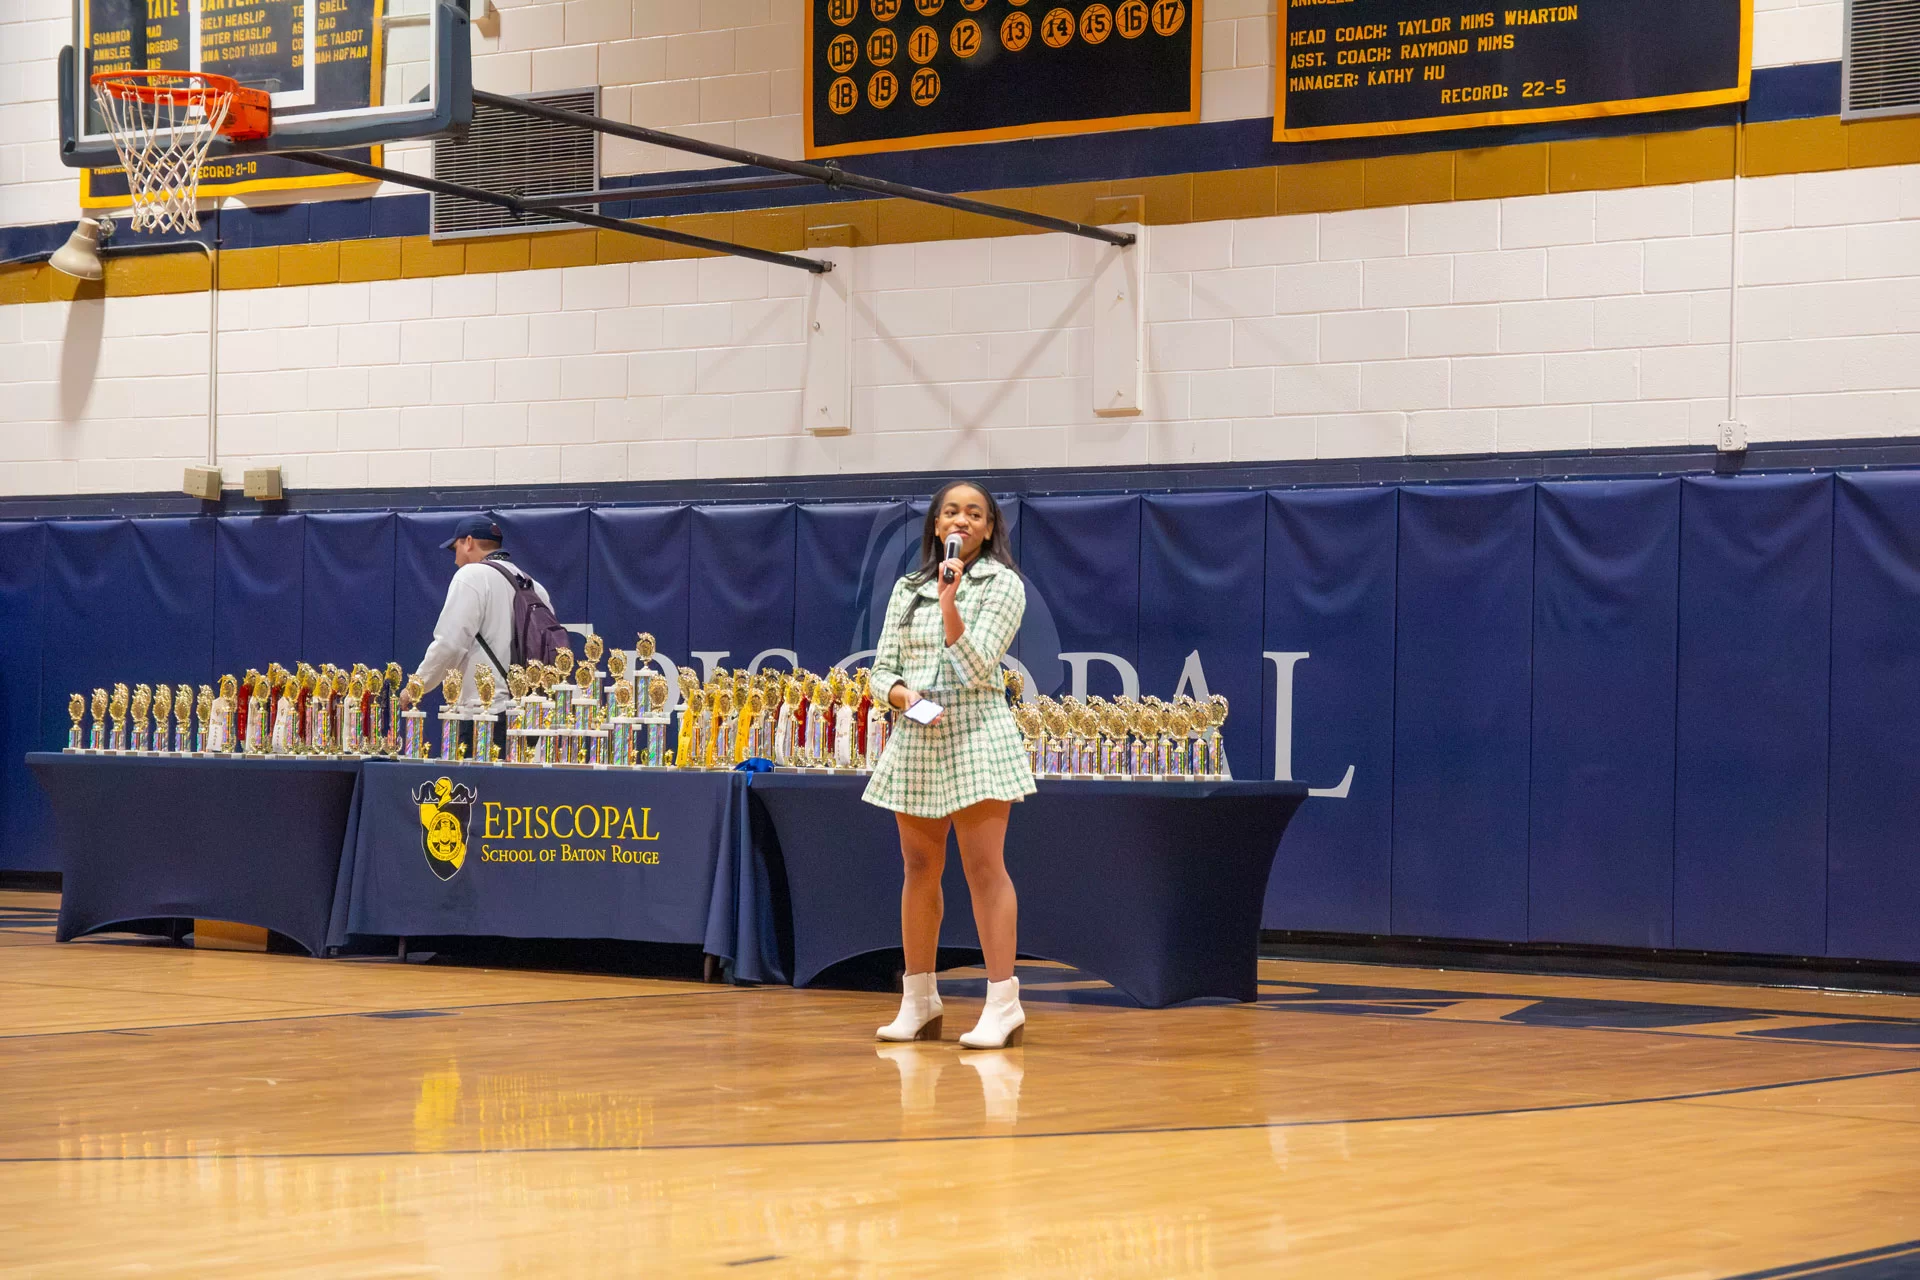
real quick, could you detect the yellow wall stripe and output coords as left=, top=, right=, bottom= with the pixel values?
left=3, top=113, right=1917, bottom=308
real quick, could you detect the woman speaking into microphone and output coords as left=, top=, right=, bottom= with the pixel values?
left=865, top=480, right=1036, bottom=1049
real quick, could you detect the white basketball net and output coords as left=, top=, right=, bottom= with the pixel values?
left=92, top=74, right=233, bottom=234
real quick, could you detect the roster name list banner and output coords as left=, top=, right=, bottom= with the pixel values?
left=806, top=0, right=1200, bottom=157
left=1275, top=0, right=1749, bottom=141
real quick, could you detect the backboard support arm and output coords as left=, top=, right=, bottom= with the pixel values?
left=473, top=90, right=1137, bottom=249
left=282, top=150, right=832, bottom=274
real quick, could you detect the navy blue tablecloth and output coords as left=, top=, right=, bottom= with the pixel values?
left=743, top=774, right=1309, bottom=1006
left=28, top=752, right=364, bottom=956
left=327, top=762, right=774, bottom=972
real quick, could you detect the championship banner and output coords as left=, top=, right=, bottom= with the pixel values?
left=79, top=0, right=383, bottom=207
left=1275, top=0, right=1749, bottom=142
left=805, top=0, right=1202, bottom=159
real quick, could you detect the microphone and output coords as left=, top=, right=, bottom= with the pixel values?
left=943, top=533, right=963, bottom=583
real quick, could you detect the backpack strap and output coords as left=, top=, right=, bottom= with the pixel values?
left=475, top=557, right=528, bottom=677
left=473, top=632, right=508, bottom=689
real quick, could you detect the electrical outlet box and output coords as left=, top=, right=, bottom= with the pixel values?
left=1717, top=420, right=1747, bottom=453
left=243, top=467, right=284, bottom=500
left=182, top=466, right=222, bottom=501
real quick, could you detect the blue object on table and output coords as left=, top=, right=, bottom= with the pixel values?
left=28, top=752, right=364, bottom=957
left=743, top=773, right=1309, bottom=1007
left=734, top=757, right=775, bottom=773
left=327, top=761, right=761, bottom=964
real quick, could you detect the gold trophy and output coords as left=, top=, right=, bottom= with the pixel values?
left=109, top=684, right=129, bottom=753
left=195, top=684, right=213, bottom=753
left=151, top=684, right=172, bottom=754
left=1202, top=695, right=1230, bottom=779
left=171, top=685, right=191, bottom=753
left=401, top=676, right=427, bottom=758
left=88, top=688, right=108, bottom=752
left=1014, top=704, right=1043, bottom=775
left=473, top=666, right=498, bottom=763
left=342, top=670, right=366, bottom=754
left=439, top=669, right=465, bottom=760
left=608, top=678, right=636, bottom=767
left=65, top=693, right=84, bottom=752
left=130, top=685, right=152, bottom=753
left=582, top=634, right=605, bottom=709
left=644, top=675, right=671, bottom=767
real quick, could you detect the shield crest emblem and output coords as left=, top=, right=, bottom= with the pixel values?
left=414, top=777, right=475, bottom=881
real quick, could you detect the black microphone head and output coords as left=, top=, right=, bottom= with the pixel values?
left=945, top=532, right=963, bottom=558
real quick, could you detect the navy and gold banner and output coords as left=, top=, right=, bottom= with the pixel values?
left=806, top=0, right=1201, bottom=158
left=1275, top=0, right=1749, bottom=142
left=79, top=0, right=383, bottom=206
left=336, top=762, right=740, bottom=949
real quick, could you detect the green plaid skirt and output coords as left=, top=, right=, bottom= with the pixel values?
left=863, top=686, right=1036, bottom=819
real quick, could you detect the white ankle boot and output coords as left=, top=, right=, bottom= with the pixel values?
left=876, top=971, right=944, bottom=1042
left=959, top=976, right=1025, bottom=1049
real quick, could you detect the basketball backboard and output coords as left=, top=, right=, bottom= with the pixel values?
left=59, top=0, right=471, bottom=172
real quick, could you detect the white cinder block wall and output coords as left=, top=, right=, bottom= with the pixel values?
left=3, top=0, right=1913, bottom=498
left=0, top=0, right=1853, bottom=224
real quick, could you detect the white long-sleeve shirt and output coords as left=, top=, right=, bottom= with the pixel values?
left=414, top=555, right=553, bottom=711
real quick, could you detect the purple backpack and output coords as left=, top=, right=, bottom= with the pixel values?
left=481, top=559, right=573, bottom=666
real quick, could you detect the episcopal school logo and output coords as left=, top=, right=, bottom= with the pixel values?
left=414, top=777, right=475, bottom=881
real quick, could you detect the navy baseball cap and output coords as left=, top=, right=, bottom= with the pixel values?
left=440, top=515, right=504, bottom=549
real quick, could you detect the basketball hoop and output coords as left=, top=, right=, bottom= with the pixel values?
left=90, top=70, right=270, bottom=234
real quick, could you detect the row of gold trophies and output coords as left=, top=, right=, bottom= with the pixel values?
left=63, top=631, right=1233, bottom=780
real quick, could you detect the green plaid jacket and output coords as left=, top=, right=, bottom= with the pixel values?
left=862, top=558, right=1037, bottom=819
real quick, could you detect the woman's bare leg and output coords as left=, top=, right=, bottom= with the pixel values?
left=895, top=812, right=950, bottom=974
left=951, top=799, right=1017, bottom=982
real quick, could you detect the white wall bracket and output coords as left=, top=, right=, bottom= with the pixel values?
left=1092, top=222, right=1145, bottom=418
left=803, top=246, right=853, bottom=436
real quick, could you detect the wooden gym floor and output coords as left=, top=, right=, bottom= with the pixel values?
left=3, top=889, right=1919, bottom=1278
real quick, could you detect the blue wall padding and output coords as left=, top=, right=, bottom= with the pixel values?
left=0, top=474, right=1903, bottom=968
left=393, top=511, right=470, bottom=694
left=1139, top=492, right=1266, bottom=788
left=1828, top=473, right=1920, bottom=963
left=1529, top=479, right=1680, bottom=949
left=215, top=515, right=305, bottom=678
left=495, top=507, right=591, bottom=630
left=1674, top=475, right=1832, bottom=957
left=689, top=504, right=796, bottom=672
left=1016, top=495, right=1140, bottom=699
left=793, top=501, right=914, bottom=670
left=303, top=513, right=397, bottom=670
left=1393, top=484, right=1535, bottom=941
left=0, top=523, right=48, bottom=871
left=1262, top=487, right=1398, bottom=934
left=587, top=506, right=693, bottom=674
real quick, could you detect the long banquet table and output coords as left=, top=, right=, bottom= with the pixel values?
left=29, top=752, right=1306, bottom=1005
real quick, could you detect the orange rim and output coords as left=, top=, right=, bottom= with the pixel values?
left=90, top=69, right=238, bottom=107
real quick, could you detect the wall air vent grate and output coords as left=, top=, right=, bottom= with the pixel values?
left=430, top=88, right=599, bottom=240
left=1844, top=0, right=1920, bottom=119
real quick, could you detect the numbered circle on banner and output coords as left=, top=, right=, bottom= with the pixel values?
left=950, top=18, right=982, bottom=57
left=867, top=27, right=898, bottom=64
left=1116, top=0, right=1147, bottom=36
left=828, top=33, right=860, bottom=73
left=1001, top=9, right=1033, bottom=49
left=868, top=67, right=900, bottom=108
left=828, top=0, right=859, bottom=24
left=915, top=0, right=943, bottom=14
left=1080, top=3, right=1112, bottom=43
left=910, top=65, right=941, bottom=106
left=960, top=0, right=988, bottom=8
left=1041, top=6, right=1075, bottom=46
left=873, top=0, right=901, bottom=19
left=1149, top=0, right=1184, bottom=36
left=908, top=24, right=941, bottom=63
left=828, top=75, right=859, bottom=113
